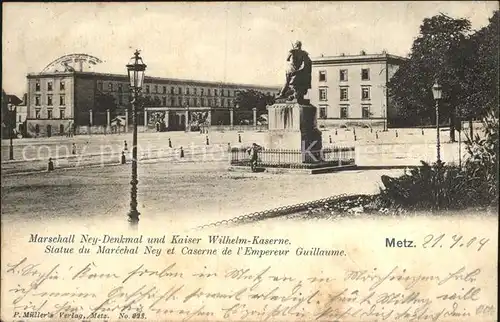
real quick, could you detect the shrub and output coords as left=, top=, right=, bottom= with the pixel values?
left=463, top=109, right=498, bottom=205
left=380, top=110, right=498, bottom=210
left=380, top=161, right=477, bottom=210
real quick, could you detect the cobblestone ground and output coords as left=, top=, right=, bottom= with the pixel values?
left=1, top=159, right=403, bottom=228
left=2, top=129, right=466, bottom=173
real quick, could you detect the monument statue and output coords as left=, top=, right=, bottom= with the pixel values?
left=277, top=41, right=312, bottom=102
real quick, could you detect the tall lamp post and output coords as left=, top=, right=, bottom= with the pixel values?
left=184, top=102, right=190, bottom=132
left=458, top=120, right=462, bottom=167
left=8, top=103, right=15, bottom=160
left=126, top=50, right=147, bottom=223
left=383, top=104, right=387, bottom=132
left=235, top=103, right=239, bottom=129
left=432, top=81, right=443, bottom=163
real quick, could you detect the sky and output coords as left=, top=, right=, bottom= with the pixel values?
left=2, top=1, right=498, bottom=97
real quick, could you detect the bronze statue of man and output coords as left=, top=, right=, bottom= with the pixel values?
left=277, top=41, right=312, bottom=102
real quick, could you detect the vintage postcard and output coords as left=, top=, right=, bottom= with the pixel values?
left=1, top=2, right=498, bottom=321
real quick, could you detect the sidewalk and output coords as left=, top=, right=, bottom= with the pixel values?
left=2, top=141, right=464, bottom=176
left=1, top=144, right=230, bottom=175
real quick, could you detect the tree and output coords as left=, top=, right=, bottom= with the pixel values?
left=388, top=13, right=472, bottom=141
left=141, top=96, right=160, bottom=108
left=457, top=10, right=499, bottom=138
left=93, top=93, right=118, bottom=125
left=1, top=90, right=8, bottom=138
left=234, top=89, right=275, bottom=114
left=95, top=93, right=117, bottom=114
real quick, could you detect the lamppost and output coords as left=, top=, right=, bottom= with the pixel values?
left=458, top=120, right=462, bottom=167
left=184, top=102, right=190, bottom=132
left=7, top=103, right=15, bottom=160
left=235, top=103, right=239, bottom=129
left=126, top=50, right=147, bottom=223
left=383, top=104, right=387, bottom=132
left=432, top=81, right=443, bottom=163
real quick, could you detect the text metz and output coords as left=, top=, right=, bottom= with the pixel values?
left=386, top=238, right=415, bottom=248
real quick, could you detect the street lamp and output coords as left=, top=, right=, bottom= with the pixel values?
left=383, top=104, right=387, bottom=132
left=432, top=81, right=443, bottom=163
left=126, top=50, right=147, bottom=223
left=7, top=103, right=15, bottom=160
left=184, top=102, right=190, bottom=132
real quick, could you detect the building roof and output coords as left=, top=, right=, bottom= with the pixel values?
left=27, top=71, right=280, bottom=91
left=312, top=53, right=407, bottom=65
left=6, top=94, right=23, bottom=106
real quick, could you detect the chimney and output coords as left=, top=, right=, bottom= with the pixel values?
left=360, top=50, right=366, bottom=55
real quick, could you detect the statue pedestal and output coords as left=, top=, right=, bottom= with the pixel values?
left=230, top=98, right=356, bottom=172
left=266, top=99, right=322, bottom=153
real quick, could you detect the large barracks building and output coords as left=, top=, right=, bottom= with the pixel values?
left=25, top=54, right=279, bottom=137
left=310, top=51, right=406, bottom=127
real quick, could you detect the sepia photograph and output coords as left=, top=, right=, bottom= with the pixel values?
left=1, top=2, right=498, bottom=321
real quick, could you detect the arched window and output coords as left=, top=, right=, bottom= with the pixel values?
left=60, top=124, right=65, bottom=134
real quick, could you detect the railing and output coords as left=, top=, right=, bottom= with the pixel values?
left=230, top=146, right=356, bottom=169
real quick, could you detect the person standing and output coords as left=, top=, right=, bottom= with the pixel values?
left=246, top=143, right=262, bottom=172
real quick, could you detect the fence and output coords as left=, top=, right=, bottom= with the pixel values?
left=230, top=146, right=356, bottom=169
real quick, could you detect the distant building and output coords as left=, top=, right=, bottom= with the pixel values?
left=1, top=91, right=23, bottom=138
left=25, top=70, right=279, bottom=137
left=16, top=104, right=28, bottom=136
left=310, top=52, right=406, bottom=127
left=1, top=90, right=7, bottom=139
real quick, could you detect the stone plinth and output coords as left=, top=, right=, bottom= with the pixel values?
left=266, top=99, right=322, bottom=152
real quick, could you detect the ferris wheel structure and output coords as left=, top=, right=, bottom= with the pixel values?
left=41, top=53, right=103, bottom=73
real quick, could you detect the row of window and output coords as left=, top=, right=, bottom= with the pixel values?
left=319, top=86, right=370, bottom=101
left=98, top=82, right=251, bottom=97
left=319, top=68, right=370, bottom=82
left=318, top=105, right=371, bottom=119
left=34, top=95, right=65, bottom=106
left=33, top=109, right=65, bottom=119
left=35, top=80, right=65, bottom=92
left=113, top=95, right=235, bottom=107
left=34, top=93, right=235, bottom=108
left=149, top=96, right=235, bottom=108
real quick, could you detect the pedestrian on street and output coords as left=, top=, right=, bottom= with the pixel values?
left=246, top=143, right=262, bottom=172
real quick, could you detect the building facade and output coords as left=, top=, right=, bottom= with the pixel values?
left=25, top=71, right=279, bottom=137
left=310, top=52, right=406, bottom=127
left=15, top=105, right=28, bottom=135
left=1, top=91, right=23, bottom=138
